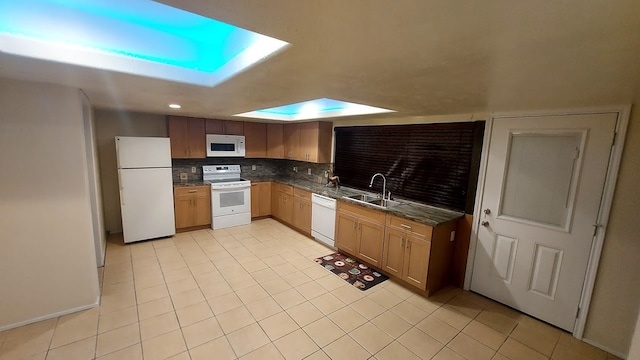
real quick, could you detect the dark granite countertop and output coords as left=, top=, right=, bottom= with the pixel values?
left=243, top=175, right=464, bottom=227
left=173, top=181, right=209, bottom=187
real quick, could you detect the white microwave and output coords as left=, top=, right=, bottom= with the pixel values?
left=206, top=134, right=246, bottom=157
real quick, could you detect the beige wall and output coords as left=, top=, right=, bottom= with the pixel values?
left=583, top=101, right=640, bottom=356
left=93, top=109, right=167, bottom=233
left=0, top=78, right=99, bottom=329
left=628, top=312, right=640, bottom=359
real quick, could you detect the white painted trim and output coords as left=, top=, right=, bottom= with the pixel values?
left=464, top=106, right=631, bottom=345
left=463, top=116, right=494, bottom=290
left=582, top=337, right=628, bottom=359
left=574, top=105, right=631, bottom=340
left=0, top=297, right=100, bottom=332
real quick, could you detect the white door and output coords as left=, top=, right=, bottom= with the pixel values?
left=470, top=113, right=617, bottom=331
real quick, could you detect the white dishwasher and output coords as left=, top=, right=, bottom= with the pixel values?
left=311, top=193, right=337, bottom=248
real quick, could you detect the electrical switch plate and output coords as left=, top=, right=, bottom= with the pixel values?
left=307, top=168, right=312, bottom=175
left=180, top=172, right=188, bottom=180
left=191, top=166, right=196, bottom=173
left=252, top=165, right=256, bottom=171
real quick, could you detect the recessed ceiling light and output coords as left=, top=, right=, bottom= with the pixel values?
left=234, top=98, right=395, bottom=121
left=169, top=104, right=181, bottom=109
left=0, top=0, right=289, bottom=87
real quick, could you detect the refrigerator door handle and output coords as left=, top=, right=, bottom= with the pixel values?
left=118, top=170, right=125, bottom=206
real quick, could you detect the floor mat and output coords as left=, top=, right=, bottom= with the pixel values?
left=314, top=252, right=388, bottom=291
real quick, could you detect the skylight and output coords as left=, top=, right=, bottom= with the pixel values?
left=234, top=98, right=395, bottom=121
left=0, top=0, right=288, bottom=87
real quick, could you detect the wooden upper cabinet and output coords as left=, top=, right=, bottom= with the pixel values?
left=244, top=122, right=267, bottom=158
left=267, top=124, right=284, bottom=159
left=167, top=116, right=205, bottom=158
left=299, top=122, right=333, bottom=163
left=283, top=123, right=301, bottom=160
left=282, top=122, right=333, bottom=163
left=224, top=121, right=244, bottom=135
left=205, top=119, right=244, bottom=135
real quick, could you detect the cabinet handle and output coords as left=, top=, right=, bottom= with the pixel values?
left=188, top=190, right=197, bottom=193
left=401, top=238, right=405, bottom=248
left=400, top=224, right=412, bottom=229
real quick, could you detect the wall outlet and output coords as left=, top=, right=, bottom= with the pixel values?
left=179, top=172, right=188, bottom=180
left=450, top=230, right=456, bottom=242
left=324, top=171, right=328, bottom=178
left=191, top=166, right=196, bottom=173
left=293, top=166, right=298, bottom=172
left=252, top=165, right=256, bottom=171
left=307, top=168, right=312, bottom=175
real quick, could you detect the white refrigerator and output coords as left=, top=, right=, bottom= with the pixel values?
left=116, top=136, right=175, bottom=243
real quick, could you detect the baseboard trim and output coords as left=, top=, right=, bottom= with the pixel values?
left=0, top=297, right=100, bottom=332
left=582, top=337, right=628, bottom=359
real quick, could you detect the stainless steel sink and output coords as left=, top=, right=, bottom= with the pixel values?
left=344, top=193, right=380, bottom=202
left=367, top=198, right=402, bottom=208
left=342, top=193, right=402, bottom=208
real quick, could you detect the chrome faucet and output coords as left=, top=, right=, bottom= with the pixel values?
left=369, top=173, right=389, bottom=200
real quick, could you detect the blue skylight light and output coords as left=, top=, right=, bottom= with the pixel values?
left=0, top=0, right=288, bottom=87
left=234, top=98, right=395, bottom=121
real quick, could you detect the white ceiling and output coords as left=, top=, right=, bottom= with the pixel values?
left=1, top=0, right=639, bottom=121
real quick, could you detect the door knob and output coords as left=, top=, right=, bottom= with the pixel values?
left=484, top=209, right=491, bottom=215
left=481, top=221, right=490, bottom=227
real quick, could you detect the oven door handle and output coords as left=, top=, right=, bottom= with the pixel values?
left=211, top=184, right=251, bottom=191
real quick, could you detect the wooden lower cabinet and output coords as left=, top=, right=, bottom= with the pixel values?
left=335, top=211, right=358, bottom=254
left=292, top=188, right=312, bottom=235
left=250, top=182, right=271, bottom=218
left=403, top=234, right=431, bottom=289
left=272, top=183, right=293, bottom=224
left=174, top=186, right=211, bottom=230
left=382, top=215, right=456, bottom=294
left=335, top=202, right=385, bottom=268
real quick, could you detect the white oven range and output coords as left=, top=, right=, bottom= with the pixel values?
left=203, top=165, right=251, bottom=230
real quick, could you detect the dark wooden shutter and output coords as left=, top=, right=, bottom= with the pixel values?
left=334, top=121, right=484, bottom=212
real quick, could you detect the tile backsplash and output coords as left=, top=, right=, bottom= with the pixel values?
left=172, top=158, right=332, bottom=184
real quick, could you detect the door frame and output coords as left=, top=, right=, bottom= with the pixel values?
left=463, top=106, right=631, bottom=339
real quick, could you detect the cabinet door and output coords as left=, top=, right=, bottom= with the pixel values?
left=267, top=124, right=284, bottom=159
left=403, top=235, right=431, bottom=290
left=193, top=194, right=211, bottom=226
left=168, top=116, right=189, bottom=158
left=174, top=197, right=194, bottom=229
left=271, top=184, right=281, bottom=219
left=245, top=122, right=267, bottom=158
left=281, top=193, right=293, bottom=224
left=382, top=228, right=405, bottom=278
left=335, top=211, right=358, bottom=254
left=292, top=198, right=311, bottom=234
left=224, top=120, right=244, bottom=135
left=251, top=183, right=260, bottom=218
left=258, top=183, right=271, bottom=216
left=283, top=123, right=301, bottom=160
left=298, top=122, right=318, bottom=162
left=187, top=118, right=206, bottom=158
left=357, top=218, right=385, bottom=267
left=205, top=119, right=224, bottom=134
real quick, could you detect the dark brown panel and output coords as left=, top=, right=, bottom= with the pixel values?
left=334, top=121, right=484, bottom=212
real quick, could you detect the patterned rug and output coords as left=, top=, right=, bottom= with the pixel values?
left=314, top=252, right=388, bottom=291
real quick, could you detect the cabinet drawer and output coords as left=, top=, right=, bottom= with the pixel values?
left=337, top=201, right=386, bottom=224
left=174, top=186, right=210, bottom=197
left=387, top=215, right=432, bottom=240
left=275, top=183, right=293, bottom=195
left=293, top=188, right=311, bottom=201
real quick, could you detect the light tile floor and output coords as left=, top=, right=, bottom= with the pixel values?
left=0, top=219, right=623, bottom=360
